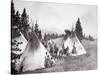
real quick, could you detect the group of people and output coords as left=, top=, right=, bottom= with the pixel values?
left=42, top=39, right=70, bottom=57
left=43, top=39, right=59, bottom=56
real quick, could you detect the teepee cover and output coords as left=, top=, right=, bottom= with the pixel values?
left=15, top=31, right=51, bottom=72
left=64, top=34, right=86, bottom=56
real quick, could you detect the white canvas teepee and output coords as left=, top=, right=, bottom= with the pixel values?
left=15, top=30, right=51, bottom=72
left=64, top=33, right=86, bottom=56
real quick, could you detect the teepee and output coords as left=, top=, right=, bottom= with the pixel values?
left=64, top=32, right=86, bottom=56
left=15, top=27, right=51, bottom=72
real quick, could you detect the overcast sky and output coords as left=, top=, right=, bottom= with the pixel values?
left=13, top=0, right=97, bottom=38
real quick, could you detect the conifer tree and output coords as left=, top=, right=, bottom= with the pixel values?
left=75, top=18, right=83, bottom=41
left=20, top=8, right=30, bottom=40
left=21, top=8, right=29, bottom=32
left=34, top=20, right=42, bottom=40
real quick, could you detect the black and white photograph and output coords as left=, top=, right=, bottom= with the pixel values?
left=11, top=0, right=97, bottom=74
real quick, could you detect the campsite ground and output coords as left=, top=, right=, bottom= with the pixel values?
left=23, top=39, right=97, bottom=74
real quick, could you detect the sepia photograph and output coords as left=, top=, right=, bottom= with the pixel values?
left=11, top=0, right=97, bottom=74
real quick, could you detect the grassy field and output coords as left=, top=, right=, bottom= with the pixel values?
left=23, top=39, right=97, bottom=74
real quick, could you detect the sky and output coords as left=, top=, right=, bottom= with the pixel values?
left=13, top=0, right=98, bottom=38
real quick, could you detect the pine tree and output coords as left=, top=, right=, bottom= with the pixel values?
left=11, top=0, right=15, bottom=24
left=15, top=11, right=21, bottom=28
left=75, top=18, right=83, bottom=41
left=13, top=11, right=21, bottom=38
left=34, top=20, right=39, bottom=33
left=11, top=0, right=15, bottom=38
left=34, top=20, right=42, bottom=40
left=11, top=0, right=21, bottom=38
left=20, top=8, right=30, bottom=40
left=21, top=8, right=29, bottom=32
